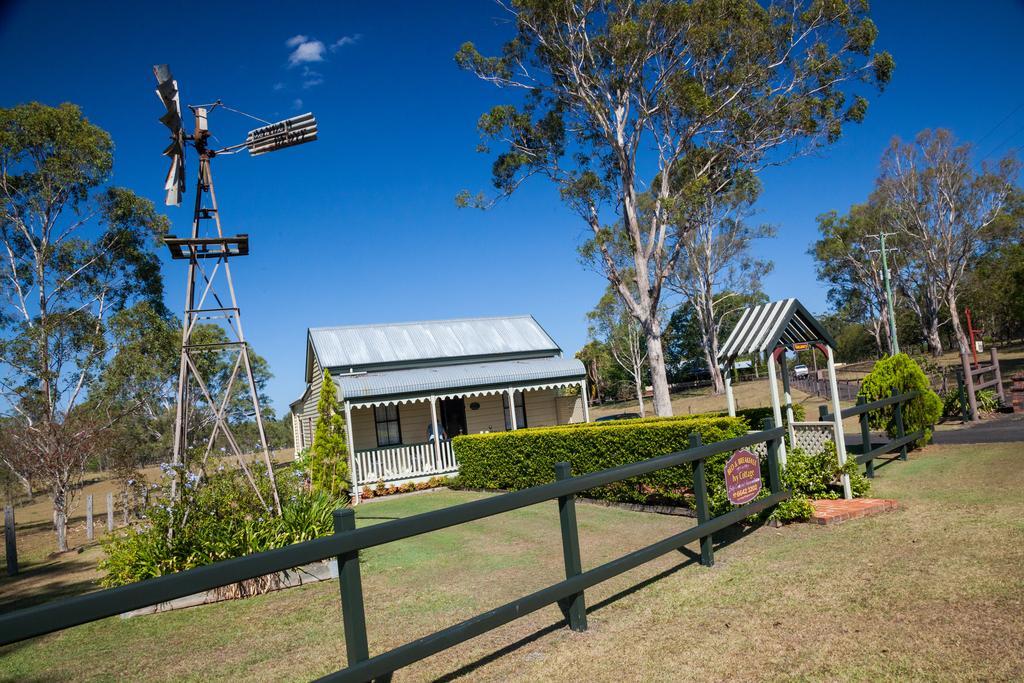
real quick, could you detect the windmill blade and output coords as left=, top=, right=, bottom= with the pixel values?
left=153, top=64, right=186, bottom=206
left=245, top=113, right=318, bottom=157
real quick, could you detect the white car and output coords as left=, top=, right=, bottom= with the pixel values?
left=793, top=364, right=809, bottom=378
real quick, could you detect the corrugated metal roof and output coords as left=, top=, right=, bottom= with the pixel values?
left=333, top=356, right=585, bottom=402
left=309, top=315, right=561, bottom=370
left=718, top=298, right=836, bottom=359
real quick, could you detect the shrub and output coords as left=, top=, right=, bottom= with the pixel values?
left=453, top=416, right=748, bottom=508
left=942, top=387, right=1001, bottom=418
left=768, top=443, right=870, bottom=523
left=857, top=353, right=942, bottom=447
left=100, top=463, right=345, bottom=587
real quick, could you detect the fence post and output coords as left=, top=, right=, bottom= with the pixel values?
left=4, top=505, right=17, bottom=576
left=554, top=462, right=588, bottom=632
left=858, top=396, right=874, bottom=478
left=689, top=433, right=713, bottom=568
left=893, top=388, right=908, bottom=461
left=961, top=351, right=979, bottom=423
left=991, top=347, right=1005, bottom=403
left=763, top=418, right=782, bottom=494
left=957, top=373, right=969, bottom=423
left=333, top=508, right=370, bottom=668
left=106, top=492, right=114, bottom=533
left=86, top=494, right=94, bottom=541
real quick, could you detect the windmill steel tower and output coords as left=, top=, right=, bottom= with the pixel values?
left=153, top=65, right=317, bottom=511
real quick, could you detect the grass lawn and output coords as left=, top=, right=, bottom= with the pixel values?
left=2, top=441, right=1023, bottom=681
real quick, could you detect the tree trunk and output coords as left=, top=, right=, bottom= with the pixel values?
left=947, top=291, right=970, bottom=356
left=925, top=316, right=943, bottom=357
left=633, top=364, right=646, bottom=418
left=704, top=346, right=725, bottom=394
left=644, top=329, right=673, bottom=416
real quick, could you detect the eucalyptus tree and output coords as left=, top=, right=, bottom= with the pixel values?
left=0, top=103, right=168, bottom=549
left=877, top=129, right=1019, bottom=356
left=457, top=0, right=893, bottom=415
left=812, top=200, right=899, bottom=356
left=669, top=173, right=772, bottom=393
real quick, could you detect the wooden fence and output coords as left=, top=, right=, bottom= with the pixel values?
left=0, top=422, right=791, bottom=682
left=820, top=389, right=924, bottom=478
left=791, top=375, right=861, bottom=401
left=956, top=348, right=1004, bottom=422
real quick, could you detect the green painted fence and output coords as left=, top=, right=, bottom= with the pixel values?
left=819, top=389, right=924, bottom=477
left=0, top=421, right=790, bottom=682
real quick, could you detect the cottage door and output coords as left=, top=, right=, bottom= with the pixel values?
left=439, top=398, right=468, bottom=437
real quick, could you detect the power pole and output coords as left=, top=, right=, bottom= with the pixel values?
left=868, top=232, right=900, bottom=356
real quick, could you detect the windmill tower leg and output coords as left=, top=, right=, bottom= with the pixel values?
left=166, top=121, right=280, bottom=514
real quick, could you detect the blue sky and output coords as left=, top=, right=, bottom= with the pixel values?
left=2, top=1, right=1022, bottom=413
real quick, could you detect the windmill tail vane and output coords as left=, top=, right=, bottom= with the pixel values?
left=152, top=64, right=319, bottom=206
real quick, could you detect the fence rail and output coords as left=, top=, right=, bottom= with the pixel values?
left=0, top=422, right=790, bottom=682
left=820, top=389, right=923, bottom=477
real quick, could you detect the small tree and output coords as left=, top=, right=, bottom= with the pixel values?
left=575, top=341, right=614, bottom=404
left=309, top=371, right=350, bottom=498
left=588, top=286, right=648, bottom=415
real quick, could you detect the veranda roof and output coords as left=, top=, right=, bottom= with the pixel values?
left=718, top=298, right=836, bottom=361
left=333, top=356, right=586, bottom=403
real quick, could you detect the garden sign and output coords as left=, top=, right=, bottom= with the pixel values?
left=724, top=449, right=762, bottom=506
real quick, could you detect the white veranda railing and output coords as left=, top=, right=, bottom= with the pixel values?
left=354, top=440, right=458, bottom=487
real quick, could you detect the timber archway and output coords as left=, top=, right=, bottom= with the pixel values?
left=718, top=298, right=852, bottom=499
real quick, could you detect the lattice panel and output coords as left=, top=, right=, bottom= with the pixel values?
left=791, top=422, right=836, bottom=454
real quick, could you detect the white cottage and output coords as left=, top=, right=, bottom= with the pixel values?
left=290, top=315, right=589, bottom=500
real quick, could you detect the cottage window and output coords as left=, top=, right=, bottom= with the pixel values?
left=503, top=391, right=527, bottom=430
left=374, top=404, right=402, bottom=447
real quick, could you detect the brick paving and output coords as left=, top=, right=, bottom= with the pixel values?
left=809, top=498, right=898, bottom=525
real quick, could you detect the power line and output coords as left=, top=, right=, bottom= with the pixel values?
left=981, top=120, right=1024, bottom=162
left=975, top=101, right=1024, bottom=149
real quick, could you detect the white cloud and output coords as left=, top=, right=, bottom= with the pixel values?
left=287, top=36, right=326, bottom=66
left=331, top=34, right=361, bottom=50
left=301, top=67, right=324, bottom=89
left=272, top=82, right=285, bottom=91
left=292, top=98, right=304, bottom=110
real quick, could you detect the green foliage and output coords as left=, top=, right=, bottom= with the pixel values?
left=942, top=387, right=1001, bottom=419
left=453, top=416, right=748, bottom=508
left=769, top=443, right=870, bottom=523
left=307, top=372, right=350, bottom=498
left=100, top=465, right=342, bottom=587
left=858, top=354, right=942, bottom=446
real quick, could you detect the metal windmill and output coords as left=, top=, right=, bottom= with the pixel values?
left=153, top=64, right=318, bottom=512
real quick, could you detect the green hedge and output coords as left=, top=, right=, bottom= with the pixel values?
left=452, top=416, right=749, bottom=511
left=529, top=404, right=805, bottom=432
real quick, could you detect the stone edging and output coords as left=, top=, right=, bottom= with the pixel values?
left=119, top=559, right=338, bottom=619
